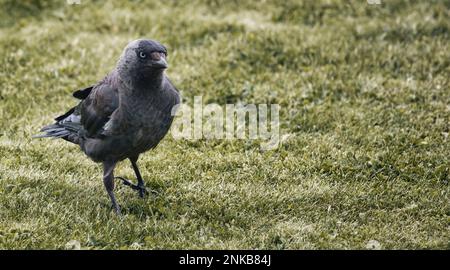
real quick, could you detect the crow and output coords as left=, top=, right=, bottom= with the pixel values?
left=35, top=39, right=180, bottom=215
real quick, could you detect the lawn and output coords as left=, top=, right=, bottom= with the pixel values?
left=0, top=0, right=448, bottom=249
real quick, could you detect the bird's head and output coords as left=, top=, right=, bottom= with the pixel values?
left=118, top=39, right=168, bottom=84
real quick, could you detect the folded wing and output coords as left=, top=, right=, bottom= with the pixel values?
left=34, top=71, right=120, bottom=143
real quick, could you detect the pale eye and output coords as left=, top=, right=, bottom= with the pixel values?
left=139, top=51, right=147, bottom=59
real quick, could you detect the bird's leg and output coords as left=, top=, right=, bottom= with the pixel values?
left=131, top=159, right=147, bottom=198
left=103, top=160, right=121, bottom=215
left=117, top=157, right=150, bottom=198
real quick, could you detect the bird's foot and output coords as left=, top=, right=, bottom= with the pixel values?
left=115, top=176, right=154, bottom=198
left=111, top=204, right=122, bottom=216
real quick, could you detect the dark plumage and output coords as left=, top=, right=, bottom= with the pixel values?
left=35, top=39, right=180, bottom=215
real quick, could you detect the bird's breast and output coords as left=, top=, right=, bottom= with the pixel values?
left=130, top=118, right=170, bottom=152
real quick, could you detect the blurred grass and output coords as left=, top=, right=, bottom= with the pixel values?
left=0, top=0, right=449, bottom=249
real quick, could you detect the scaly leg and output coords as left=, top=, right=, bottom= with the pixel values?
left=116, top=157, right=150, bottom=198
left=103, top=160, right=121, bottom=215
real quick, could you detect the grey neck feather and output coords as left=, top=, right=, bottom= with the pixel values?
left=119, top=71, right=164, bottom=97
left=116, top=70, right=166, bottom=123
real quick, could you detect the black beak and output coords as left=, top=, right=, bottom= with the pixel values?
left=154, top=57, right=168, bottom=69
left=150, top=52, right=168, bottom=69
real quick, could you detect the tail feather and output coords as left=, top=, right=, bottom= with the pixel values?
left=33, top=124, right=73, bottom=138
left=48, top=130, right=71, bottom=138
left=40, top=124, right=59, bottom=132
left=33, top=108, right=83, bottom=144
left=59, top=121, right=82, bottom=132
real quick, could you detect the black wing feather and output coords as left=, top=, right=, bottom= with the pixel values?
left=79, top=73, right=119, bottom=138
left=73, top=86, right=93, bottom=100
left=54, top=107, right=75, bottom=121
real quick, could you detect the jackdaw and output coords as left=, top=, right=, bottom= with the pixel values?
left=35, top=39, right=180, bottom=215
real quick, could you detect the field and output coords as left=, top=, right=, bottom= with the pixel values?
left=0, top=0, right=449, bottom=249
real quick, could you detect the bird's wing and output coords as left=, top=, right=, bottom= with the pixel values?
left=72, top=86, right=93, bottom=100
left=52, top=87, right=93, bottom=122
left=78, top=71, right=119, bottom=138
left=35, top=73, right=119, bottom=142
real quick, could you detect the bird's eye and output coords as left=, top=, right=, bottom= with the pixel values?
left=139, top=52, right=147, bottom=59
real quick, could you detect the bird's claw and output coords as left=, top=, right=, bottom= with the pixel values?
left=115, top=176, right=152, bottom=198
left=116, top=176, right=138, bottom=190
left=137, top=186, right=148, bottom=198
left=111, top=204, right=122, bottom=216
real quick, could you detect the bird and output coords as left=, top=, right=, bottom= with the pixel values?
left=34, top=39, right=180, bottom=215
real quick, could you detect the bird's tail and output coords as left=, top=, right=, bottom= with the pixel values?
left=33, top=108, right=83, bottom=144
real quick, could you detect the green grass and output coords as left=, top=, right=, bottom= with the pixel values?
left=0, top=0, right=449, bottom=249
